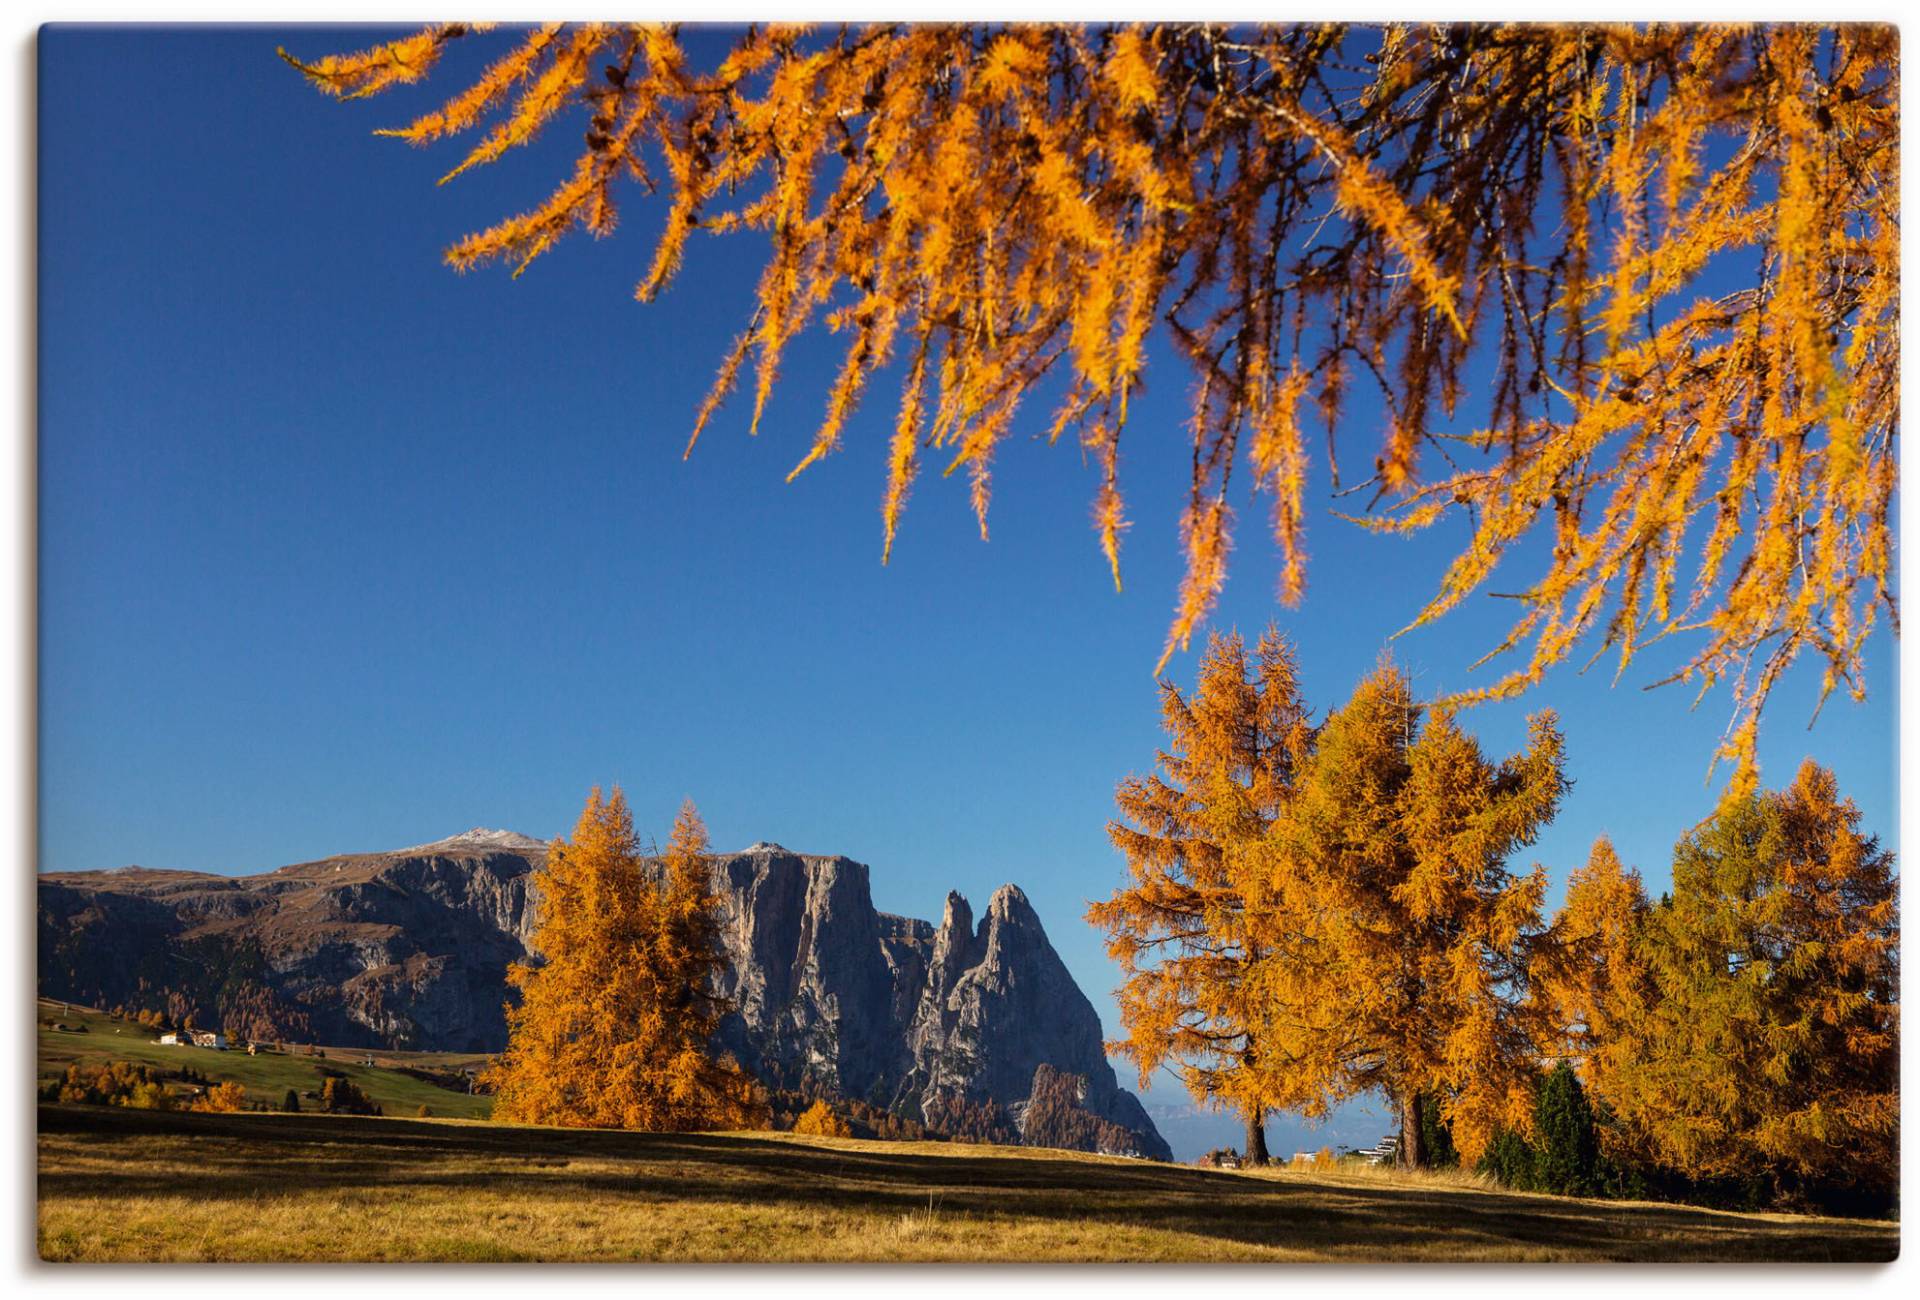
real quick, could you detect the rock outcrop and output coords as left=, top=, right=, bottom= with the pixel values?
left=702, top=844, right=1168, bottom=1158
left=38, top=833, right=1169, bottom=1159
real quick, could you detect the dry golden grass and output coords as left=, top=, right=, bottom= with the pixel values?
left=37, top=1105, right=1897, bottom=1263
left=1259, top=1156, right=1507, bottom=1192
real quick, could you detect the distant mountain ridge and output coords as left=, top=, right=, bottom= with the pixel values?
left=38, top=833, right=1169, bottom=1160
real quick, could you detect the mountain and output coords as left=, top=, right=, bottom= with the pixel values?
left=39, top=830, right=539, bottom=1053
left=38, top=832, right=1169, bottom=1160
left=708, top=843, right=1167, bottom=1157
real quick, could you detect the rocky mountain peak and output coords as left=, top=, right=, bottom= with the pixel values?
left=985, top=882, right=1037, bottom=924
left=700, top=848, right=1168, bottom=1158
left=937, top=889, right=973, bottom=933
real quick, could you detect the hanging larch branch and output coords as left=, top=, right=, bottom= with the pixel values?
left=285, top=22, right=1898, bottom=792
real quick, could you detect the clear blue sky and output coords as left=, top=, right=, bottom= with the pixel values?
left=39, top=26, right=1897, bottom=1134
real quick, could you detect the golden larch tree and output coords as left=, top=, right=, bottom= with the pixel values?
left=1244, top=663, right=1568, bottom=1167
left=1585, top=760, right=1897, bottom=1203
left=1529, top=837, right=1654, bottom=1080
left=485, top=789, right=765, bottom=1130
left=1086, top=627, right=1312, bottom=1166
left=645, top=798, right=766, bottom=1126
left=792, top=1098, right=854, bottom=1138
left=284, top=22, right=1898, bottom=791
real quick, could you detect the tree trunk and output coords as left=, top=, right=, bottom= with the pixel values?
left=1398, top=1089, right=1427, bottom=1171
left=1240, top=1030, right=1269, bottom=1167
left=1244, top=1107, right=1270, bottom=1167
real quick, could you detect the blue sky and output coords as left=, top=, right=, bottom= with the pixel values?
left=38, top=25, right=1897, bottom=1147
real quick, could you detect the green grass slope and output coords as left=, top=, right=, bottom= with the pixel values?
left=37, top=1000, right=490, bottom=1120
left=37, top=1105, right=1897, bottom=1263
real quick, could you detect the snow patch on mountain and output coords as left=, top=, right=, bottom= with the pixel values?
left=395, top=828, right=548, bottom=855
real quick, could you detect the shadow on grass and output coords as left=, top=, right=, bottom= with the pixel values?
left=37, top=1104, right=1898, bottom=1262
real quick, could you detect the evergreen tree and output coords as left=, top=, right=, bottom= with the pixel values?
left=1087, top=628, right=1313, bottom=1166
left=485, top=790, right=766, bottom=1131
left=1477, top=1128, right=1538, bottom=1192
left=282, top=1088, right=301, bottom=1113
left=1530, top=1062, right=1598, bottom=1197
left=1478, top=1067, right=1646, bottom=1201
left=1417, top=1091, right=1459, bottom=1169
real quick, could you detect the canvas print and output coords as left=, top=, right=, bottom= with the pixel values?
left=36, top=19, right=1898, bottom=1264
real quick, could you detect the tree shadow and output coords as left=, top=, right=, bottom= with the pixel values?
left=37, top=1105, right=1898, bottom=1262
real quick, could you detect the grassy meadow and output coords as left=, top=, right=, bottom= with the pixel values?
left=37, top=1000, right=491, bottom=1120
left=37, top=1104, right=1897, bottom=1263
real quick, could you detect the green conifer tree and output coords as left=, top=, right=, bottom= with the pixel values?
left=1477, top=1127, right=1537, bottom=1191
left=1531, top=1062, right=1599, bottom=1197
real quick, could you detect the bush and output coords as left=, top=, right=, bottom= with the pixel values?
left=417, top=1104, right=432, bottom=1118
left=318, top=1076, right=380, bottom=1116
left=125, top=1081, right=173, bottom=1110
left=51, top=1061, right=173, bottom=1111
left=792, top=1099, right=853, bottom=1138
left=192, top=1082, right=247, bottom=1113
left=282, top=1088, right=301, bottom=1113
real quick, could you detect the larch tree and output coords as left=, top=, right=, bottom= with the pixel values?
left=1244, top=663, right=1568, bottom=1167
left=643, top=798, right=766, bottom=1128
left=1523, top=837, right=1655, bottom=1182
left=485, top=789, right=765, bottom=1130
left=1086, top=627, right=1312, bottom=1166
left=1530, top=836, right=1653, bottom=1072
left=283, top=22, right=1897, bottom=791
left=1589, top=760, right=1898, bottom=1202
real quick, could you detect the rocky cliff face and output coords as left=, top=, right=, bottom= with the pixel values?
left=39, top=832, right=1169, bottom=1159
left=703, top=844, right=1168, bottom=1157
left=38, top=831, right=541, bottom=1052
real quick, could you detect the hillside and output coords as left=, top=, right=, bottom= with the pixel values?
left=37, top=1104, right=1896, bottom=1263
left=37, top=1001, right=490, bottom=1120
left=38, top=832, right=542, bottom=1052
